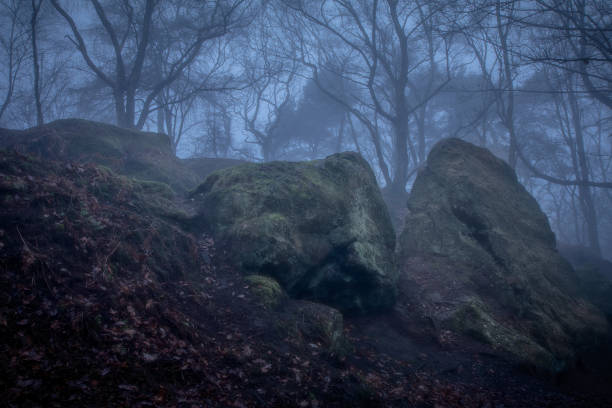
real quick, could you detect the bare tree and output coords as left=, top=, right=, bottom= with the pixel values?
left=151, top=33, right=236, bottom=153
left=455, top=0, right=523, bottom=168
left=530, top=0, right=612, bottom=110
left=240, top=61, right=298, bottom=161
left=237, top=10, right=302, bottom=162
left=520, top=66, right=606, bottom=255
left=50, top=0, right=253, bottom=129
left=192, top=98, right=233, bottom=158
left=284, top=0, right=451, bottom=194
left=30, top=0, right=44, bottom=126
left=0, top=0, right=28, bottom=124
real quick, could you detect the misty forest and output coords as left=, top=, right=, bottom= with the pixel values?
left=1, top=0, right=612, bottom=406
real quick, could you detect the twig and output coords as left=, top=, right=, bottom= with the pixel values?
left=16, top=226, right=54, bottom=293
left=100, top=239, right=122, bottom=279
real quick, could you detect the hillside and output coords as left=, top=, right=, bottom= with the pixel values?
left=1, top=120, right=612, bottom=407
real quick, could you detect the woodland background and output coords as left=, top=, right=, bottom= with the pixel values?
left=1, top=0, right=610, bottom=257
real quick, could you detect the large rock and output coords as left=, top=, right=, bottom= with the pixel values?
left=190, top=152, right=397, bottom=313
left=397, top=138, right=609, bottom=373
left=0, top=119, right=240, bottom=193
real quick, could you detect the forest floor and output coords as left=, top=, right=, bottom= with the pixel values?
left=1, top=150, right=612, bottom=407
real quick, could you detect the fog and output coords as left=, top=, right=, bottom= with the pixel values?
left=1, top=0, right=611, bottom=258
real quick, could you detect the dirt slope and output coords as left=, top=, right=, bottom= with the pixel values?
left=1, top=124, right=611, bottom=406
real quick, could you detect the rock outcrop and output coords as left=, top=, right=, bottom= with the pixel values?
left=0, top=119, right=240, bottom=193
left=397, top=138, right=609, bottom=373
left=190, top=152, right=397, bottom=314
left=0, top=150, right=200, bottom=283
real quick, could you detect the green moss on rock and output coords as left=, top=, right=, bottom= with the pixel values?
left=245, top=275, right=287, bottom=309
left=446, top=298, right=562, bottom=373
left=397, top=138, right=609, bottom=373
left=282, top=300, right=347, bottom=356
left=191, top=152, right=396, bottom=314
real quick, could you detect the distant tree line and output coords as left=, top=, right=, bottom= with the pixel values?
left=1, top=0, right=611, bottom=257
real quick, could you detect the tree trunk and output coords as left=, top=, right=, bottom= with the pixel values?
left=113, top=89, right=127, bottom=127
left=125, top=87, right=136, bottom=128
left=335, top=115, right=345, bottom=153
left=496, top=0, right=517, bottom=169
left=262, top=141, right=273, bottom=162
left=507, top=125, right=518, bottom=168
left=31, top=0, right=44, bottom=126
left=416, top=106, right=426, bottom=162
left=569, top=88, right=601, bottom=256
left=347, top=115, right=362, bottom=154
left=391, top=114, right=409, bottom=195
left=156, top=98, right=164, bottom=134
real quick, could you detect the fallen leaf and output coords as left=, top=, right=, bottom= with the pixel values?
left=127, top=305, right=136, bottom=319
left=123, top=328, right=136, bottom=336
left=143, top=352, right=158, bottom=362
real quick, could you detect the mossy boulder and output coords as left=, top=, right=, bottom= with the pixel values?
left=282, top=300, right=347, bottom=356
left=245, top=274, right=287, bottom=309
left=0, top=119, right=240, bottom=193
left=397, top=138, right=609, bottom=373
left=190, top=152, right=397, bottom=314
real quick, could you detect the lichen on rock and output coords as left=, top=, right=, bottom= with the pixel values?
left=282, top=300, right=348, bottom=357
left=245, top=274, right=287, bottom=310
left=190, top=152, right=397, bottom=314
left=397, top=138, right=609, bottom=374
